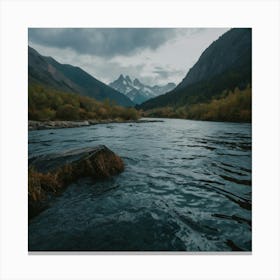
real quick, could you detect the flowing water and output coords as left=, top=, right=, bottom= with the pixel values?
left=28, top=118, right=252, bottom=251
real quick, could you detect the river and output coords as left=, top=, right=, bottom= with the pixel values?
left=28, top=118, right=252, bottom=251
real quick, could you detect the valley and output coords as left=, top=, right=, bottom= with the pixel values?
left=28, top=27, right=252, bottom=252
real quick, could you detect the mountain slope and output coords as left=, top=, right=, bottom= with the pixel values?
left=139, top=28, right=251, bottom=111
left=109, top=74, right=176, bottom=104
left=28, top=46, right=134, bottom=107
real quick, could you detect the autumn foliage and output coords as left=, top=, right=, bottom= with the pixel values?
left=28, top=84, right=140, bottom=121
left=143, top=86, right=251, bottom=122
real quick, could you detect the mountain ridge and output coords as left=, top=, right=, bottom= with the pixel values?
left=175, top=28, right=251, bottom=90
left=109, top=74, right=176, bottom=104
left=139, top=28, right=251, bottom=112
left=28, top=46, right=134, bottom=107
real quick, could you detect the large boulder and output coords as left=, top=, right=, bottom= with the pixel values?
left=28, top=145, right=124, bottom=219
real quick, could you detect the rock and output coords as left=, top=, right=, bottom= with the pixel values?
left=28, top=145, right=124, bottom=219
left=30, top=145, right=124, bottom=177
left=28, top=120, right=90, bottom=130
left=28, top=119, right=163, bottom=130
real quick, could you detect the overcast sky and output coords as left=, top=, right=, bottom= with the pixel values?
left=28, top=28, right=229, bottom=86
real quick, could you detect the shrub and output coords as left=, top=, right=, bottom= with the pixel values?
left=143, top=86, right=251, bottom=122
left=56, top=104, right=79, bottom=120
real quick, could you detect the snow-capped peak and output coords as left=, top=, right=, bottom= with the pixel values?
left=125, top=75, right=132, bottom=84
left=109, top=75, right=176, bottom=105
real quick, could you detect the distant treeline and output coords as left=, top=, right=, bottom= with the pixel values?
left=143, top=86, right=251, bottom=122
left=29, top=84, right=139, bottom=121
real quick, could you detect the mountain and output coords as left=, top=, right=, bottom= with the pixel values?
left=28, top=46, right=134, bottom=107
left=109, top=74, right=176, bottom=104
left=139, top=28, right=252, bottom=113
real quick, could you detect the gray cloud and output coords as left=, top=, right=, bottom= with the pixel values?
left=29, top=28, right=178, bottom=57
left=29, top=28, right=229, bottom=86
left=152, top=66, right=184, bottom=81
left=153, top=69, right=170, bottom=79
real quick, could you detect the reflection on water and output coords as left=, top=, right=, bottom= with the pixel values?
left=28, top=118, right=251, bottom=251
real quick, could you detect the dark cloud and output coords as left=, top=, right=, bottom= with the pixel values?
left=28, top=28, right=178, bottom=57
left=29, top=28, right=229, bottom=86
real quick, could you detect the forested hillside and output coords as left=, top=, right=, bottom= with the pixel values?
left=139, top=28, right=252, bottom=122
left=29, top=84, right=139, bottom=121
left=143, top=86, right=251, bottom=122
left=28, top=46, right=134, bottom=107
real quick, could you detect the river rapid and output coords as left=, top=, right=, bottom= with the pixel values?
left=28, top=118, right=252, bottom=251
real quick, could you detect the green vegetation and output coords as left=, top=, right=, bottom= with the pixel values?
left=28, top=84, right=139, bottom=121
left=143, top=86, right=251, bottom=122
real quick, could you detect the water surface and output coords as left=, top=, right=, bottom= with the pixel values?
left=28, top=118, right=252, bottom=251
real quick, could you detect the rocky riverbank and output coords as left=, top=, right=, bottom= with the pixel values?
left=28, top=119, right=164, bottom=130
left=28, top=145, right=124, bottom=219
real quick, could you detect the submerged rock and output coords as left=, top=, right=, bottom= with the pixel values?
left=28, top=145, right=124, bottom=219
